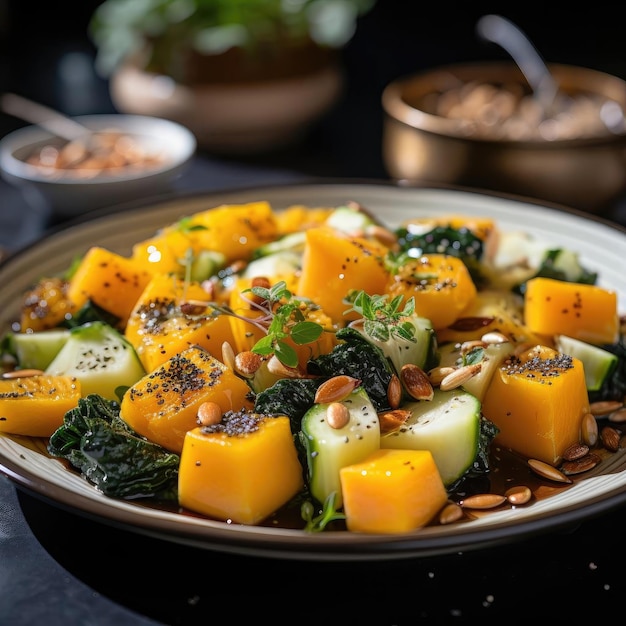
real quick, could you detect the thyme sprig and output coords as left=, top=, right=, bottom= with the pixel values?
left=344, top=290, right=418, bottom=344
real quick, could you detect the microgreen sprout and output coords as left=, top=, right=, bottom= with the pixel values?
left=301, top=492, right=346, bottom=532
left=243, top=281, right=324, bottom=368
left=344, top=290, right=418, bottom=344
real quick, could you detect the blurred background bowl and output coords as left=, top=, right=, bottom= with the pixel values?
left=0, top=114, right=196, bottom=220
left=382, top=62, right=626, bottom=213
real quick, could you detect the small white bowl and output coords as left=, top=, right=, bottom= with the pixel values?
left=0, top=114, right=196, bottom=219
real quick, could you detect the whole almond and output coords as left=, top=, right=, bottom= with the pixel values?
left=326, top=402, right=350, bottom=429
left=600, top=425, right=621, bottom=452
left=400, top=363, right=434, bottom=401
left=561, top=453, right=601, bottom=475
left=562, top=442, right=590, bottom=461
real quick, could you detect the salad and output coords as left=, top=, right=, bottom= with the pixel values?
left=0, top=199, right=624, bottom=535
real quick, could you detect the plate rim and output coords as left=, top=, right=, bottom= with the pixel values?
left=2, top=179, right=626, bottom=561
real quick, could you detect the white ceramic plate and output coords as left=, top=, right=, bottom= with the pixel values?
left=1, top=181, right=625, bottom=561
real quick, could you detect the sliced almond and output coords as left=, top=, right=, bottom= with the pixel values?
left=1, top=368, right=45, bottom=379
left=439, top=363, right=482, bottom=391
left=581, top=412, right=599, bottom=447
left=439, top=502, right=464, bottom=524
left=527, top=458, right=572, bottom=484
left=378, top=409, right=411, bottom=433
left=608, top=407, right=626, bottom=423
left=461, top=493, right=506, bottom=510
left=386, top=374, right=402, bottom=409
left=505, top=485, right=532, bottom=505
left=589, top=400, right=624, bottom=417
left=315, top=375, right=361, bottom=404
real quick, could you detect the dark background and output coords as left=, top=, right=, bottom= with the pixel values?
left=1, top=2, right=625, bottom=183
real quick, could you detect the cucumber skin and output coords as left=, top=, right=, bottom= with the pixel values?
left=555, top=334, right=618, bottom=392
left=381, top=389, right=481, bottom=486
left=299, top=387, right=380, bottom=508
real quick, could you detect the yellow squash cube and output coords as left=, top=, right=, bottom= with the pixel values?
left=67, top=246, right=154, bottom=326
left=524, top=277, right=619, bottom=345
left=481, top=345, right=590, bottom=465
left=340, top=448, right=448, bottom=534
left=120, top=346, right=253, bottom=453
left=385, top=254, right=477, bottom=330
left=297, top=227, right=390, bottom=325
left=185, top=202, right=279, bottom=264
left=0, top=375, right=81, bottom=437
left=178, top=415, right=303, bottom=525
left=125, top=273, right=236, bottom=372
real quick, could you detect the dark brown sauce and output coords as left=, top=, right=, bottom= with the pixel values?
left=16, top=422, right=624, bottom=532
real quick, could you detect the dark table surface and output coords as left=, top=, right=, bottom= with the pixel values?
left=3, top=4, right=626, bottom=624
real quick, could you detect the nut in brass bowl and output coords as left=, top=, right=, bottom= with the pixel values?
left=382, top=62, right=626, bottom=213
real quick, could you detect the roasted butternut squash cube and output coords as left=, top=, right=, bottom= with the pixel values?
left=0, top=375, right=81, bottom=437
left=67, top=246, right=154, bottom=327
left=385, top=254, right=477, bottom=330
left=130, top=228, right=194, bottom=276
left=125, top=273, right=236, bottom=372
left=524, top=277, right=619, bottom=345
left=178, top=414, right=303, bottom=525
left=275, top=205, right=334, bottom=234
left=297, top=227, right=390, bottom=325
left=120, top=346, right=253, bottom=453
left=228, top=277, right=337, bottom=366
left=340, top=448, right=447, bottom=533
left=184, top=202, right=279, bottom=264
left=481, top=345, right=590, bottom=465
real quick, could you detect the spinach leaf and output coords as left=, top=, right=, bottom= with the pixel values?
left=307, top=327, right=395, bottom=411
left=48, top=394, right=179, bottom=501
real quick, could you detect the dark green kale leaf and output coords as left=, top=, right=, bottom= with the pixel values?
left=254, top=377, right=321, bottom=433
left=307, top=327, right=395, bottom=411
left=48, top=394, right=179, bottom=501
left=63, top=300, right=122, bottom=330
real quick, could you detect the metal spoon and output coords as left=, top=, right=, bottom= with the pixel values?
left=0, top=92, right=92, bottom=142
left=476, top=14, right=559, bottom=117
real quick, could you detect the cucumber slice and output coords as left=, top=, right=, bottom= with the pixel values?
left=252, top=231, right=306, bottom=258
left=190, top=250, right=226, bottom=282
left=242, top=250, right=302, bottom=281
left=380, top=388, right=481, bottom=486
left=45, top=321, right=146, bottom=401
left=554, top=334, right=618, bottom=392
left=299, top=386, right=380, bottom=508
left=325, top=205, right=376, bottom=233
left=438, top=341, right=515, bottom=402
left=5, top=329, right=71, bottom=370
left=353, top=314, right=438, bottom=373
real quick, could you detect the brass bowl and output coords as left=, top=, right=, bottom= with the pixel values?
left=382, top=62, right=626, bottom=213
